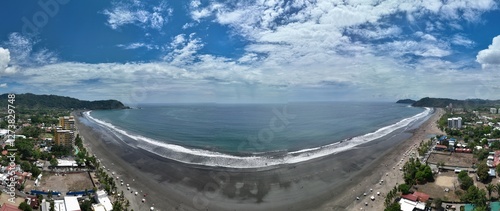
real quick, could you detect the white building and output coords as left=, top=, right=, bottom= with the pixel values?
left=92, top=204, right=107, bottom=211
left=491, top=108, right=498, bottom=114
left=54, top=200, right=66, bottom=211
left=448, top=117, right=462, bottom=129
left=64, top=196, right=81, bottom=211
left=41, top=199, right=51, bottom=211
left=95, top=190, right=113, bottom=211
left=399, top=198, right=426, bottom=211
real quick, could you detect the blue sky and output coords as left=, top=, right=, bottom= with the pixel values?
left=1, top=0, right=500, bottom=104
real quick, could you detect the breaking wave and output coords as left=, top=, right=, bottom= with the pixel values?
left=83, top=107, right=432, bottom=169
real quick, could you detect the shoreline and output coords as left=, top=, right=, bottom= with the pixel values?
left=81, top=107, right=430, bottom=170
left=73, top=107, right=442, bottom=211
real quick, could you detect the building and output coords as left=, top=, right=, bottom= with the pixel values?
left=434, top=145, right=448, bottom=151
left=54, top=130, right=74, bottom=146
left=64, top=196, right=81, bottom=211
left=491, top=108, right=498, bottom=114
left=399, top=198, right=426, bottom=211
left=94, top=190, right=113, bottom=211
left=91, top=204, right=107, bottom=211
left=54, top=200, right=66, bottom=211
left=40, top=200, right=51, bottom=211
left=399, top=191, right=430, bottom=211
left=26, top=196, right=39, bottom=209
left=0, top=203, right=21, bottom=211
left=448, top=117, right=462, bottom=129
left=59, top=116, right=75, bottom=130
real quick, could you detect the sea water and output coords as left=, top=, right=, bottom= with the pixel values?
left=85, top=102, right=430, bottom=168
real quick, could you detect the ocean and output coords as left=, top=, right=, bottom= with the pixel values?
left=83, top=102, right=431, bottom=168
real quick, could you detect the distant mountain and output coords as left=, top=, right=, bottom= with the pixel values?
left=396, top=99, right=416, bottom=104
left=411, top=97, right=500, bottom=108
left=0, top=93, right=129, bottom=110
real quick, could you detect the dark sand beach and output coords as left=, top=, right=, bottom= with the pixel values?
left=73, top=108, right=442, bottom=211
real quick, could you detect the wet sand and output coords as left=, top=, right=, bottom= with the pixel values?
left=73, top=108, right=441, bottom=211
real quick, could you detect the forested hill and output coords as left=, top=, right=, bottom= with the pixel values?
left=411, top=97, right=500, bottom=108
left=0, top=93, right=129, bottom=110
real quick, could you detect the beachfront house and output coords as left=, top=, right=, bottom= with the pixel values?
left=94, top=190, right=113, bottom=211
left=64, top=196, right=81, bottom=211
left=0, top=203, right=21, bottom=211
left=399, top=191, right=430, bottom=211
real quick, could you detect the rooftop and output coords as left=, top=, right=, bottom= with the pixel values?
left=0, top=203, right=21, bottom=211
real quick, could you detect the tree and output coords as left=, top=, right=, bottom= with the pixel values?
left=384, top=202, right=401, bottom=211
left=398, top=184, right=410, bottom=194
left=20, top=161, right=31, bottom=172
left=80, top=200, right=93, bottom=211
left=496, top=183, right=500, bottom=198
left=18, top=202, right=32, bottom=211
left=433, top=198, right=443, bottom=211
left=477, top=162, right=490, bottom=182
left=50, top=158, right=58, bottom=167
left=458, top=171, right=474, bottom=190
left=461, top=186, right=487, bottom=209
left=486, top=183, right=495, bottom=200
left=31, top=166, right=41, bottom=178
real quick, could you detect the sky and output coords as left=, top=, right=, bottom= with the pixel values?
left=1, top=0, right=500, bottom=105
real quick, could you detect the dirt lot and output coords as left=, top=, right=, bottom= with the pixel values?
left=427, top=151, right=475, bottom=168
left=38, top=172, right=94, bottom=194
left=416, top=171, right=462, bottom=202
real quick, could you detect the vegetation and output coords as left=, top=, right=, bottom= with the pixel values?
left=21, top=126, right=43, bottom=138
left=433, top=198, right=443, bottom=210
left=486, top=183, right=495, bottom=200
left=0, top=93, right=129, bottom=110
left=476, top=162, right=490, bottom=182
left=384, top=202, right=401, bottom=211
left=398, top=183, right=410, bottom=194
left=403, top=158, right=433, bottom=185
left=396, top=99, right=416, bottom=104
left=412, top=97, right=500, bottom=108
left=457, top=171, right=474, bottom=190
left=18, top=202, right=32, bottom=211
left=417, top=140, right=433, bottom=156
left=461, top=186, right=487, bottom=209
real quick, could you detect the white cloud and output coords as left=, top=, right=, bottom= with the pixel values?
left=0, top=83, right=7, bottom=88
left=117, top=42, right=158, bottom=50
left=4, top=0, right=500, bottom=103
left=164, top=34, right=204, bottom=66
left=451, top=34, right=474, bottom=48
left=477, top=35, right=500, bottom=69
left=0, top=48, right=17, bottom=75
left=2, top=33, right=57, bottom=66
left=103, top=1, right=172, bottom=30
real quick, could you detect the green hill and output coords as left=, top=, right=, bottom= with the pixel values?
left=412, top=97, right=500, bottom=108
left=0, top=93, right=128, bottom=110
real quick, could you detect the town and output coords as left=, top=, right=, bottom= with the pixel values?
left=382, top=105, right=500, bottom=211
left=0, top=107, right=140, bottom=211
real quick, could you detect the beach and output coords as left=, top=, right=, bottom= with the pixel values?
left=73, top=107, right=443, bottom=211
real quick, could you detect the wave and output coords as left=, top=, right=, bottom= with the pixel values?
left=83, top=107, right=432, bottom=169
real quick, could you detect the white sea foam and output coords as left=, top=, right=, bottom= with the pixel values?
left=83, top=107, right=432, bottom=169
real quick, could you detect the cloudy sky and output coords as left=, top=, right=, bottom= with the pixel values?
left=1, top=0, right=500, bottom=104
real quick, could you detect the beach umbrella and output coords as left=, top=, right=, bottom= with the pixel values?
left=150, top=207, right=154, bottom=211
left=377, top=192, right=380, bottom=196
left=370, top=196, right=375, bottom=200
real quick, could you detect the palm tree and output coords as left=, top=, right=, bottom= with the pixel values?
left=487, top=183, right=495, bottom=200
left=495, top=183, right=500, bottom=199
